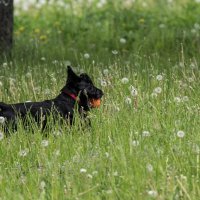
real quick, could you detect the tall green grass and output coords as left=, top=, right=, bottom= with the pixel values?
left=0, top=0, right=199, bottom=199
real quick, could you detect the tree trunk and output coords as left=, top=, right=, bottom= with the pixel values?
left=0, top=0, right=14, bottom=56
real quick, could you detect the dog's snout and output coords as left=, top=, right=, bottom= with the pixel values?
left=97, top=89, right=103, bottom=99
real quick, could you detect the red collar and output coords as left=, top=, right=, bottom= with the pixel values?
left=63, top=91, right=78, bottom=102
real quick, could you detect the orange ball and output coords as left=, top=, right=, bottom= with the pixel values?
left=90, top=98, right=101, bottom=108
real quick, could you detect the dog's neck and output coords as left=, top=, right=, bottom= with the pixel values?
left=62, top=90, right=78, bottom=101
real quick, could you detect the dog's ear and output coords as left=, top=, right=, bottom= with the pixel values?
left=67, top=66, right=80, bottom=82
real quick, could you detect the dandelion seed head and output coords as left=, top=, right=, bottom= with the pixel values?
left=113, top=171, right=118, bottom=176
left=177, top=130, right=185, bottom=138
left=105, top=152, right=109, bottom=158
left=194, top=23, right=200, bottom=30
left=191, top=29, right=196, bottom=34
left=174, top=97, right=181, bottom=103
left=132, top=140, right=139, bottom=146
left=112, top=50, right=118, bottom=55
left=182, top=96, right=189, bottom=102
left=147, top=190, right=158, bottom=198
left=125, top=97, right=132, bottom=105
left=19, top=149, right=29, bottom=157
left=41, top=57, right=46, bottom=61
left=103, top=69, right=109, bottom=76
left=41, top=140, right=49, bottom=147
left=120, top=38, right=126, bottom=44
left=0, top=116, right=6, bottom=124
left=92, top=171, right=98, bottom=175
left=84, top=53, right=90, bottom=59
left=131, top=88, right=138, bottom=96
left=25, top=72, right=32, bottom=78
left=40, top=181, right=46, bottom=190
left=100, top=80, right=107, bottom=87
left=188, top=77, right=194, bottom=82
left=159, top=24, right=166, bottom=28
left=87, top=174, right=93, bottom=179
left=156, top=74, right=163, bottom=81
left=121, top=77, right=129, bottom=84
left=146, top=164, right=153, bottom=172
left=142, top=130, right=150, bottom=137
left=151, top=92, right=158, bottom=98
left=80, top=168, right=87, bottom=173
left=3, top=62, right=8, bottom=67
left=154, top=87, right=162, bottom=94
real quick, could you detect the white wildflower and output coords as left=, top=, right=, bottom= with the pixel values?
left=125, top=97, right=132, bottom=105
left=3, top=63, right=8, bottom=67
left=156, top=74, right=163, bottom=81
left=54, top=150, right=60, bottom=156
left=159, top=24, right=166, bottom=28
left=87, top=174, right=93, bottom=179
left=105, top=152, right=109, bottom=158
left=151, top=92, right=158, bottom=98
left=154, top=87, right=162, bottom=94
left=41, top=140, right=49, bottom=147
left=113, top=171, right=118, bottom=176
left=41, top=57, right=46, bottom=61
left=100, top=80, right=107, bottom=87
left=180, top=174, right=187, bottom=181
left=19, top=149, right=29, bottom=157
left=142, top=130, right=150, bottom=137
left=194, top=23, right=200, bottom=30
left=53, top=130, right=62, bottom=136
left=174, top=97, right=181, bottom=103
left=147, top=190, right=158, bottom=198
left=190, top=62, right=197, bottom=69
left=63, top=60, right=71, bottom=67
left=112, top=50, right=118, bottom=55
left=51, top=77, right=57, bottom=83
left=146, top=164, right=153, bottom=172
left=129, top=85, right=135, bottom=91
left=44, top=89, right=50, bottom=95
left=20, top=175, right=26, bottom=184
left=103, top=69, right=109, bottom=76
left=191, top=29, right=196, bottom=34
left=40, top=181, right=46, bottom=190
left=120, top=38, right=126, bottom=44
left=25, top=72, right=32, bottom=78
left=0, top=81, right=3, bottom=87
left=52, top=60, right=59, bottom=65
left=177, top=130, right=185, bottom=138
left=132, top=140, right=139, bottom=147
left=92, top=171, right=98, bottom=175
left=131, top=88, right=138, bottom=96
left=0, top=116, right=6, bottom=124
left=84, top=53, right=90, bottom=59
left=80, top=168, right=87, bottom=173
left=121, top=77, right=129, bottom=84
left=188, top=77, right=194, bottom=82
left=182, top=96, right=189, bottom=102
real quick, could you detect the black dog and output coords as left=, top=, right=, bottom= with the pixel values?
left=0, top=66, right=103, bottom=133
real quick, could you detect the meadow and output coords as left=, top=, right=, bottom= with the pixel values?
left=0, top=0, right=200, bottom=199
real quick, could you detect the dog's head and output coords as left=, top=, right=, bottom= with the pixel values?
left=63, top=66, right=103, bottom=110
